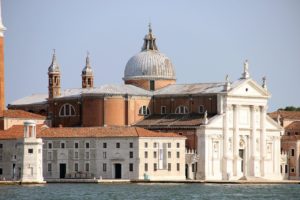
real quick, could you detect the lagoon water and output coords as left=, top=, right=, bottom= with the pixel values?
left=0, top=183, right=299, bottom=200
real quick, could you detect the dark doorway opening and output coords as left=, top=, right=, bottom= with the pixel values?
left=60, top=163, right=66, bottom=178
left=114, top=163, right=122, bottom=179
left=12, top=164, right=16, bottom=179
left=239, top=149, right=244, bottom=173
left=185, top=164, right=189, bottom=179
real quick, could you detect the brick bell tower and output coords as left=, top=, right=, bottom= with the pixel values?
left=81, top=52, right=94, bottom=88
left=0, top=0, right=6, bottom=114
left=48, top=50, right=61, bottom=99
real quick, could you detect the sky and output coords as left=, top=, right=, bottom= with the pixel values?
left=3, top=0, right=300, bottom=112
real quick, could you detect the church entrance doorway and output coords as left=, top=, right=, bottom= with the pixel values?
left=185, top=164, right=189, bottom=179
left=60, top=163, right=66, bottom=178
left=239, top=149, right=244, bottom=173
left=114, top=163, right=122, bottom=179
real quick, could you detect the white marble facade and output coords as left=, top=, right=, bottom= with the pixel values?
left=197, top=77, right=283, bottom=180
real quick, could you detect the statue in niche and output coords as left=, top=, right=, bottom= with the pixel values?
left=213, top=141, right=219, bottom=153
left=239, top=139, right=245, bottom=149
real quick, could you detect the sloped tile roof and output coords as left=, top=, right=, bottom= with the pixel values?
left=135, top=114, right=206, bottom=127
left=0, top=125, right=184, bottom=140
left=153, top=83, right=225, bottom=96
left=285, top=121, right=300, bottom=131
left=268, top=111, right=300, bottom=120
left=1, top=110, right=46, bottom=120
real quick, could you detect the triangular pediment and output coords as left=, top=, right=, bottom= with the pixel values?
left=228, top=79, right=270, bottom=98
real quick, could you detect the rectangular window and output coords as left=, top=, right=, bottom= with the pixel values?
left=103, top=143, right=107, bottom=148
left=85, top=163, right=90, bottom=172
left=74, top=151, right=79, bottom=159
left=103, top=152, right=107, bottom=159
left=129, top=151, right=133, bottom=158
left=144, top=151, right=148, bottom=158
left=150, top=80, right=155, bottom=91
left=47, top=163, right=52, bottom=172
left=280, top=165, right=283, bottom=174
left=85, top=142, right=90, bottom=149
left=153, top=142, right=157, bottom=148
left=291, top=149, right=295, bottom=156
left=103, top=163, right=107, bottom=172
left=61, top=142, right=65, bottom=149
left=177, top=152, right=180, bottom=158
left=28, top=149, right=33, bottom=154
left=168, top=163, right=171, bottom=171
left=48, top=143, right=52, bottom=149
left=129, top=142, right=133, bottom=148
left=154, top=163, right=157, bottom=171
left=145, top=163, right=148, bottom=172
left=192, top=164, right=195, bottom=172
left=116, top=143, right=120, bottom=148
left=144, top=142, right=148, bottom=148
left=168, top=151, right=171, bottom=158
left=0, top=154, right=2, bottom=161
left=161, top=106, right=166, bottom=114
left=168, top=143, right=171, bottom=148
left=176, top=143, right=180, bottom=148
left=198, top=105, right=204, bottom=113
left=0, top=143, right=3, bottom=148
left=291, top=168, right=295, bottom=173
left=285, top=165, right=288, bottom=173
left=153, top=151, right=157, bottom=158
left=74, top=163, right=79, bottom=172
left=85, top=152, right=90, bottom=159
left=47, top=152, right=52, bottom=160
left=177, top=163, right=180, bottom=171
left=0, top=168, right=2, bottom=175
left=129, top=163, right=133, bottom=172
left=75, top=142, right=79, bottom=149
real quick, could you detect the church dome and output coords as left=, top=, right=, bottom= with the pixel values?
left=123, top=24, right=176, bottom=81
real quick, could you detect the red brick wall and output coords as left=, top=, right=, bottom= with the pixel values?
left=125, top=79, right=175, bottom=91
left=82, top=97, right=104, bottom=127
left=153, top=95, right=217, bottom=114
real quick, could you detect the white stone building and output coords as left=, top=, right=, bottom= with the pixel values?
left=196, top=63, right=283, bottom=180
left=0, top=122, right=186, bottom=182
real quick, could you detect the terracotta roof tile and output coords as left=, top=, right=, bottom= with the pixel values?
left=135, top=114, right=207, bottom=127
left=285, top=121, right=300, bottom=131
left=1, top=110, right=46, bottom=120
left=0, top=125, right=185, bottom=140
left=268, top=111, right=300, bottom=120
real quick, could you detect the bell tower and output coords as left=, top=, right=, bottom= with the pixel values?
left=0, top=0, right=6, bottom=113
left=81, top=52, right=94, bottom=88
left=48, top=50, right=61, bottom=99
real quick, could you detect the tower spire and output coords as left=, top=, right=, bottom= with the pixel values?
left=48, top=50, right=61, bottom=99
left=82, top=51, right=94, bottom=88
left=0, top=0, right=6, bottom=37
left=48, top=49, right=60, bottom=73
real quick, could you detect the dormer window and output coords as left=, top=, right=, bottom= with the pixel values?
left=175, top=106, right=189, bottom=114
left=59, top=103, right=76, bottom=117
left=139, top=105, right=150, bottom=116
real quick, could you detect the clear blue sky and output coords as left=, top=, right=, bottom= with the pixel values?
left=3, top=0, right=300, bottom=111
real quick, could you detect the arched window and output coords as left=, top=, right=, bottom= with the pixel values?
left=59, top=103, right=76, bottom=117
left=175, top=106, right=189, bottom=114
left=139, top=105, right=150, bottom=116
